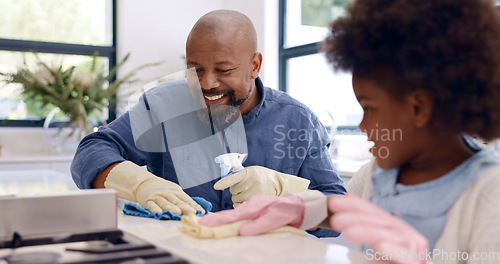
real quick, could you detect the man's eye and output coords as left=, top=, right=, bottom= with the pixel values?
left=195, top=68, right=203, bottom=73
left=217, top=68, right=233, bottom=73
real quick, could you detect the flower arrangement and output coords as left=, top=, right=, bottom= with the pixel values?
left=1, top=52, right=160, bottom=138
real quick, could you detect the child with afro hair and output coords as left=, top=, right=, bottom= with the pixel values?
left=197, top=0, right=500, bottom=263
left=322, top=0, right=500, bottom=261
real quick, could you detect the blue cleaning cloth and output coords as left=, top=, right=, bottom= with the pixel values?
left=122, top=197, right=212, bottom=220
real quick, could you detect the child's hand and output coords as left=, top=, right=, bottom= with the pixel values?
left=328, top=194, right=430, bottom=264
left=198, top=195, right=306, bottom=236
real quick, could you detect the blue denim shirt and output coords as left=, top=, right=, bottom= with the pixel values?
left=371, top=137, right=500, bottom=249
left=71, top=77, right=346, bottom=215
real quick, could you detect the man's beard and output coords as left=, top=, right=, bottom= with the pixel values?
left=197, top=102, right=241, bottom=128
left=198, top=85, right=253, bottom=126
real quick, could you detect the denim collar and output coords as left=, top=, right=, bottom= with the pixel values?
left=242, top=77, right=265, bottom=125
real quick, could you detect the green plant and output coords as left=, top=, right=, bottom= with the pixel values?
left=0, top=52, right=161, bottom=136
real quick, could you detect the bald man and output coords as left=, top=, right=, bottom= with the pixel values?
left=71, top=10, right=345, bottom=236
left=186, top=10, right=261, bottom=117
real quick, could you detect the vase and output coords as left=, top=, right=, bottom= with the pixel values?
left=42, top=108, right=92, bottom=155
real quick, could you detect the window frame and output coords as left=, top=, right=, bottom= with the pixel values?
left=0, top=0, right=117, bottom=127
left=278, top=0, right=358, bottom=131
left=279, top=1, right=500, bottom=133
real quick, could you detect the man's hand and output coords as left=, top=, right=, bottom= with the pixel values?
left=104, top=161, right=205, bottom=215
left=213, top=166, right=310, bottom=207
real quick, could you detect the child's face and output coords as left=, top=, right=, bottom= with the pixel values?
left=353, top=77, right=418, bottom=170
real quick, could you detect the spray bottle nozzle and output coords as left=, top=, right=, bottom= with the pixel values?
left=214, top=153, right=247, bottom=178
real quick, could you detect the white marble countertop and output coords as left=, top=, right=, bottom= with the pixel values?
left=119, top=213, right=371, bottom=264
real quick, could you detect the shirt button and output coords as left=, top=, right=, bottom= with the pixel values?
left=186, top=154, right=191, bottom=160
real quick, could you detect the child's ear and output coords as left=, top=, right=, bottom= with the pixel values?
left=408, top=89, right=433, bottom=128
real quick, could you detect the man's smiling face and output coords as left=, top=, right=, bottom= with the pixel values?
left=185, top=10, right=262, bottom=117
left=186, top=33, right=258, bottom=117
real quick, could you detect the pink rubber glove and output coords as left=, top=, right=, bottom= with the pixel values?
left=329, top=194, right=430, bottom=264
left=198, top=195, right=305, bottom=236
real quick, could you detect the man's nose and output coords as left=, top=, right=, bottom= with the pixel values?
left=199, top=71, right=220, bottom=90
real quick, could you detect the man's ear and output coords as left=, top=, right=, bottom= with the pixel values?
left=250, top=52, right=263, bottom=79
left=407, top=89, right=433, bottom=128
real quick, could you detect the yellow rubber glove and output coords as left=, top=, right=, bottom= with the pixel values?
left=104, top=161, right=205, bottom=215
left=213, top=166, right=310, bottom=208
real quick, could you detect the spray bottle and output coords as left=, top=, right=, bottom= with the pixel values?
left=214, top=153, right=247, bottom=178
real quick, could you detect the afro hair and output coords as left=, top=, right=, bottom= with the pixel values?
left=323, top=0, right=500, bottom=140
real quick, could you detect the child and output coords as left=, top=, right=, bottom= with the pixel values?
left=195, top=0, right=500, bottom=263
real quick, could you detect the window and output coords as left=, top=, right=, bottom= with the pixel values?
left=0, top=0, right=116, bottom=125
left=279, top=0, right=361, bottom=132
left=284, top=0, right=350, bottom=48
left=287, top=54, right=361, bottom=127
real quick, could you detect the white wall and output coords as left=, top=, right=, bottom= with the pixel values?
left=117, top=0, right=279, bottom=95
left=220, top=0, right=279, bottom=90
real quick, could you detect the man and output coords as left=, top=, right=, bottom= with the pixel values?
left=71, top=10, right=345, bottom=236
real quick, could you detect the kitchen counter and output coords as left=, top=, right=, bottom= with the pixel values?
left=1, top=170, right=373, bottom=263
left=0, top=155, right=73, bottom=163
left=119, top=213, right=371, bottom=264
left=0, top=156, right=74, bottom=175
left=0, top=169, right=78, bottom=195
